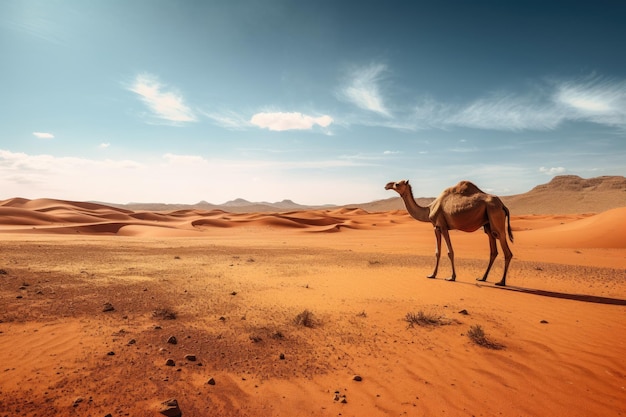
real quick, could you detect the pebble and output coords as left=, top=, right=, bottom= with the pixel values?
left=102, top=302, right=115, bottom=312
left=353, top=375, right=362, bottom=382
left=184, top=354, right=196, bottom=361
left=207, top=377, right=216, bottom=385
left=165, top=359, right=176, bottom=367
left=167, top=336, right=177, bottom=345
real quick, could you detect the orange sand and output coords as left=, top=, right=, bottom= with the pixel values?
left=0, top=198, right=624, bottom=416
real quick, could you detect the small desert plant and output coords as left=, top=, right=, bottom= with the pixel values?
left=153, top=308, right=177, bottom=320
left=467, top=324, right=503, bottom=349
left=405, top=310, right=444, bottom=327
left=294, top=309, right=316, bottom=328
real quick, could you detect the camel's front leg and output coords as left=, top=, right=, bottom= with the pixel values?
left=440, top=228, right=456, bottom=281
left=427, top=227, right=442, bottom=279
left=477, top=224, right=498, bottom=282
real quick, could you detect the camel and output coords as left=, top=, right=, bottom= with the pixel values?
left=385, top=180, right=513, bottom=286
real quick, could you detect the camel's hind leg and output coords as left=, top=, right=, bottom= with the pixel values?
left=495, top=236, right=513, bottom=287
left=427, top=227, right=442, bottom=279
left=487, top=206, right=513, bottom=286
left=477, top=224, right=498, bottom=282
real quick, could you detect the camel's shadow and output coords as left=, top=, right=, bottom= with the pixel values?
left=485, top=284, right=626, bottom=306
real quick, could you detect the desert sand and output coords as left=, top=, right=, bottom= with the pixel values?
left=0, top=196, right=625, bottom=416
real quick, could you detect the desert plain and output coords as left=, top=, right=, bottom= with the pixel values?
left=0, top=177, right=625, bottom=417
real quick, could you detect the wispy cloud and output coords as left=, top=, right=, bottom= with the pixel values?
left=554, top=77, right=626, bottom=128
left=128, top=73, right=196, bottom=124
left=410, top=76, right=626, bottom=132
left=33, top=132, right=54, bottom=139
left=202, top=110, right=252, bottom=130
left=99, top=143, right=110, bottom=149
left=250, top=112, right=333, bottom=131
left=338, top=63, right=391, bottom=117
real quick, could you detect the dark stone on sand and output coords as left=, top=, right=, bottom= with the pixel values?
left=165, top=359, right=176, bottom=367
left=207, top=377, right=216, bottom=385
left=167, top=336, right=178, bottom=345
left=107, top=351, right=115, bottom=356
left=353, top=375, right=362, bottom=381
left=540, top=320, right=549, bottom=324
left=102, top=302, right=115, bottom=312
left=184, top=354, right=196, bottom=361
left=458, top=309, right=469, bottom=315
left=279, top=353, right=285, bottom=360
left=159, top=398, right=182, bottom=417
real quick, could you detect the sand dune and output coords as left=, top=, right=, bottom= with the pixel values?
left=0, top=194, right=625, bottom=417
left=0, top=197, right=625, bottom=250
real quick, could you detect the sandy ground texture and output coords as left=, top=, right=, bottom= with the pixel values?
left=0, top=200, right=625, bottom=416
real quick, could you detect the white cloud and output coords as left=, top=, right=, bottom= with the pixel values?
left=250, top=112, right=333, bottom=131
left=33, top=132, right=54, bottom=139
left=539, top=166, right=566, bottom=175
left=128, top=73, right=196, bottom=124
left=99, top=143, right=110, bottom=149
left=338, top=63, right=391, bottom=117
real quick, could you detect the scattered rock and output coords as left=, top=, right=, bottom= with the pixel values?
left=0, top=269, right=7, bottom=275
left=207, top=377, right=216, bottom=385
left=102, top=302, right=115, bottom=312
left=167, top=336, right=178, bottom=345
left=279, top=353, right=285, bottom=360
left=458, top=309, right=469, bottom=315
left=16, top=295, right=23, bottom=299
left=165, top=359, right=176, bottom=367
left=540, top=320, right=549, bottom=324
left=231, top=291, right=238, bottom=296
left=107, top=351, right=115, bottom=356
left=333, top=391, right=347, bottom=403
left=184, top=354, right=196, bottom=361
left=353, top=375, right=362, bottom=382
left=72, top=397, right=84, bottom=407
left=128, top=339, right=136, bottom=345
left=159, top=398, right=182, bottom=417
left=219, top=316, right=226, bottom=321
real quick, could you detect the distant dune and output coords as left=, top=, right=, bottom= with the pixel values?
left=0, top=175, right=624, bottom=238
left=92, top=175, right=626, bottom=215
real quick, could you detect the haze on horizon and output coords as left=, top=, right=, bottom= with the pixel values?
left=1, top=0, right=625, bottom=205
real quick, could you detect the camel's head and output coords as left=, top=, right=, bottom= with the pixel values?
left=385, top=180, right=410, bottom=195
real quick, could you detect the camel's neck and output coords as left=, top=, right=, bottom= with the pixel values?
left=400, top=185, right=430, bottom=222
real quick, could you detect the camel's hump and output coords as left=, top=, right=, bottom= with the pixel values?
left=444, top=181, right=486, bottom=196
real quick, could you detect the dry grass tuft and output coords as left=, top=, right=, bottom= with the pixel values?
left=467, top=324, right=504, bottom=349
left=294, top=309, right=316, bottom=328
left=405, top=310, right=447, bottom=327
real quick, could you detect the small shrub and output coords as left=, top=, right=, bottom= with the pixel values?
left=405, top=310, right=443, bottom=327
left=467, top=324, right=504, bottom=350
left=294, top=309, right=316, bottom=328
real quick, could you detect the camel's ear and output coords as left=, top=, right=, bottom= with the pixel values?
left=404, top=179, right=409, bottom=184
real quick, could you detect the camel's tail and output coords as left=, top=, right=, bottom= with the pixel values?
left=503, top=205, right=514, bottom=243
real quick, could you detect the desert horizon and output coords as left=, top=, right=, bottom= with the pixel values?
left=1, top=175, right=625, bottom=416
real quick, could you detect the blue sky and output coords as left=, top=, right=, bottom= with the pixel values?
left=1, top=0, right=625, bottom=205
